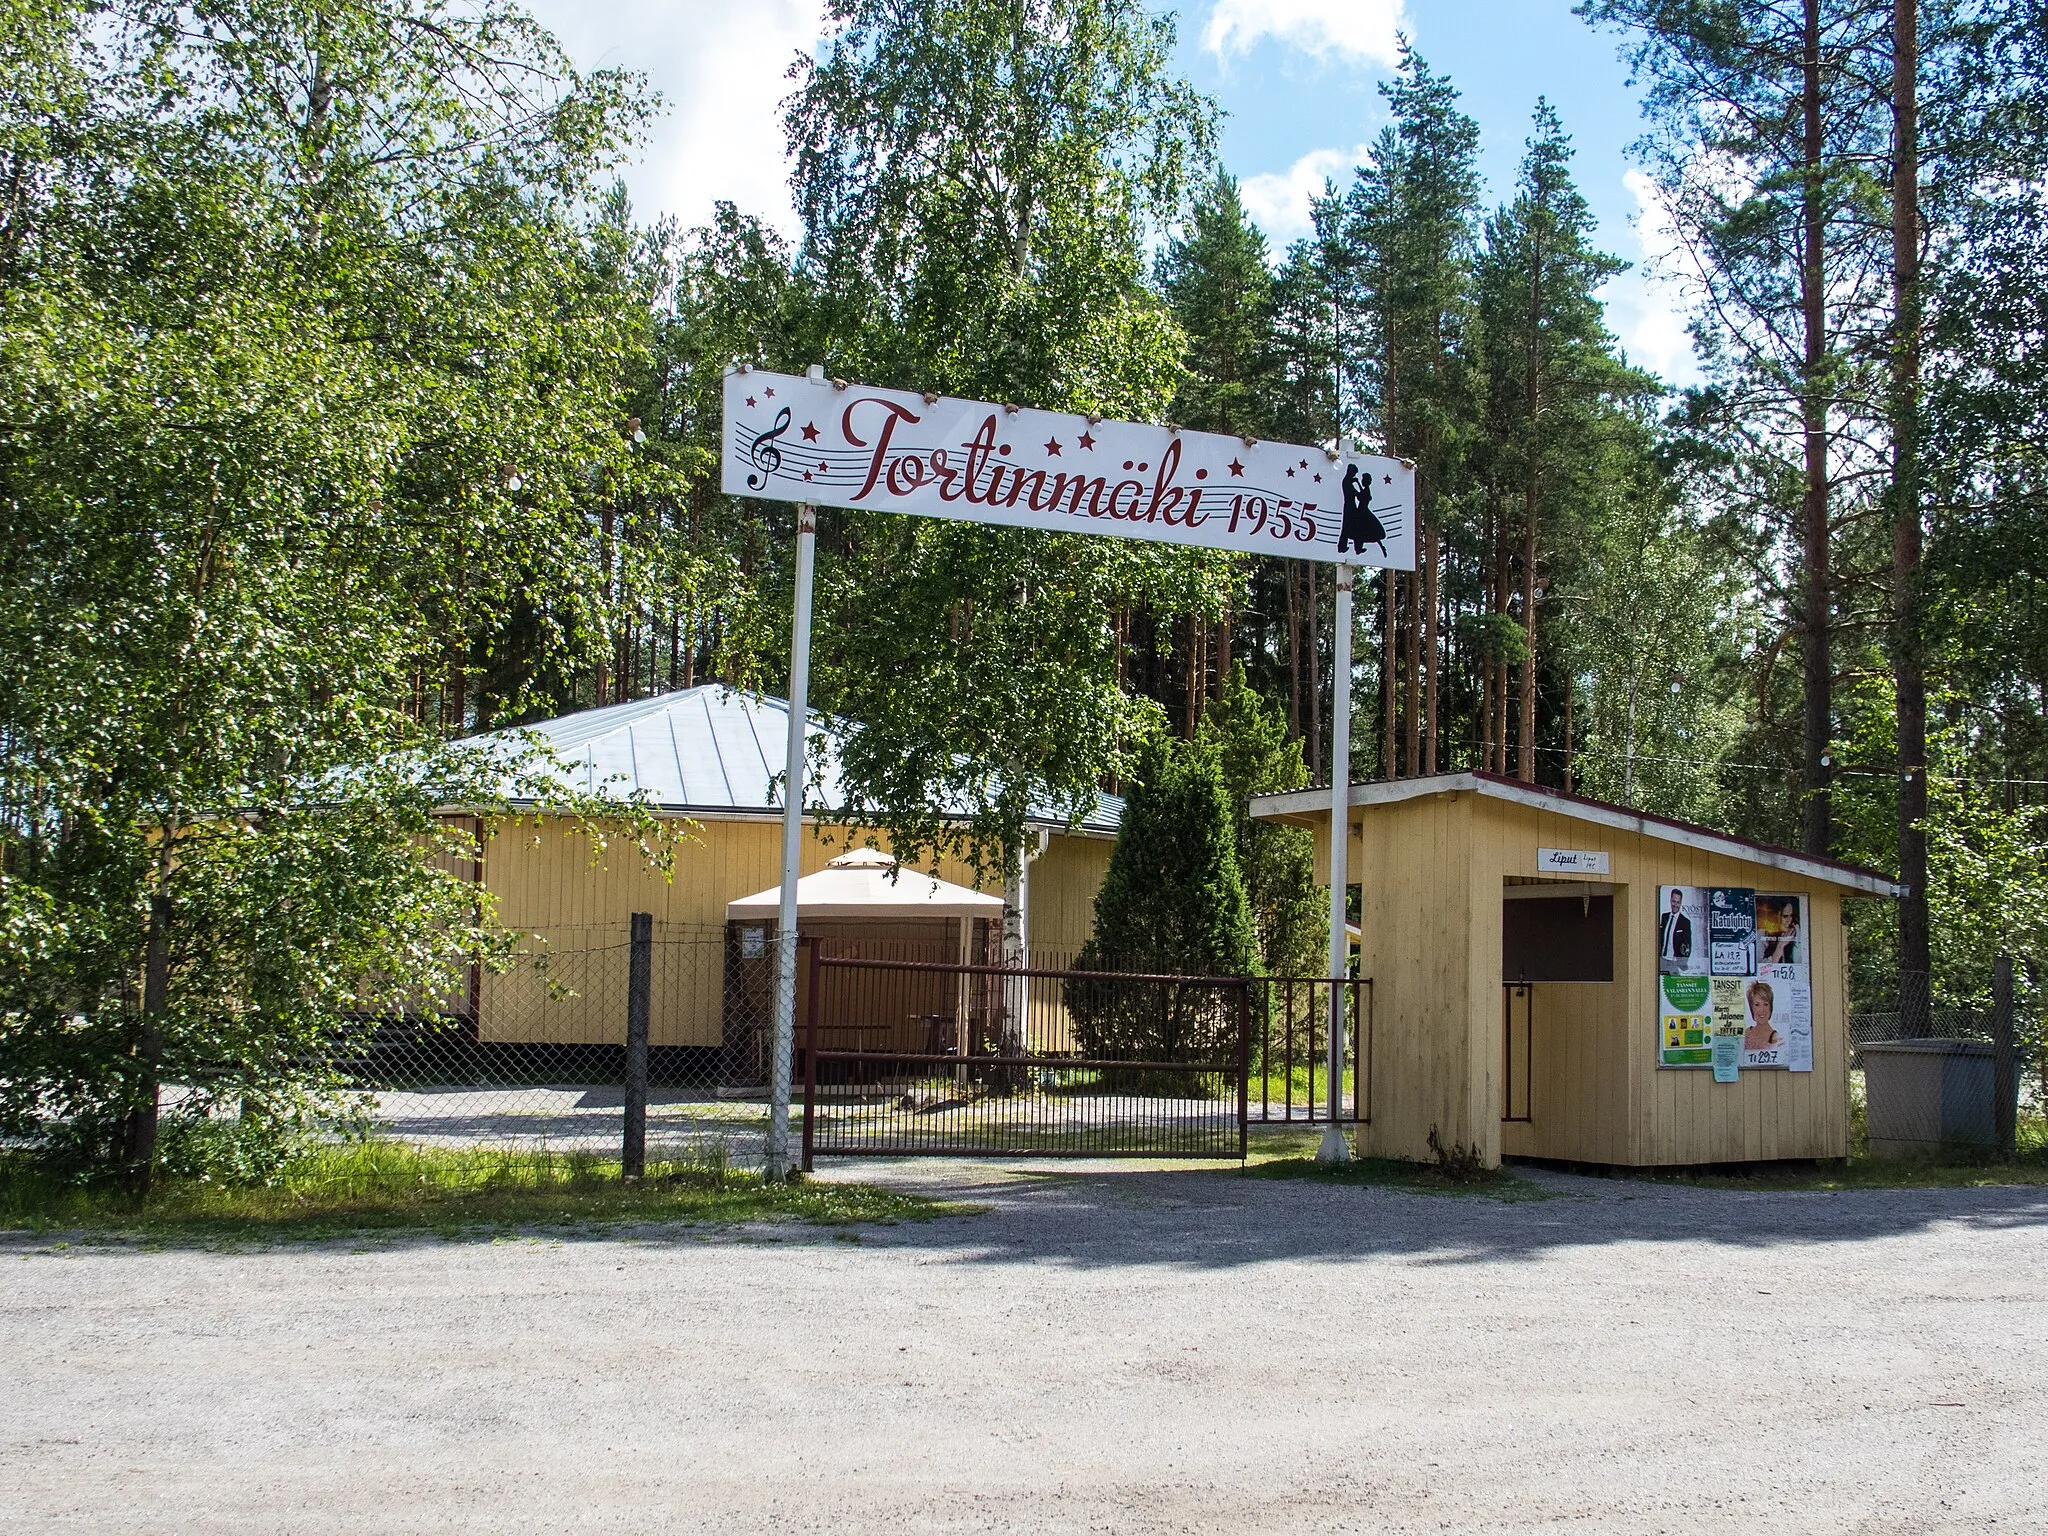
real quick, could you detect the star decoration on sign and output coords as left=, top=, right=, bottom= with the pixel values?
left=1045, top=438, right=1062, bottom=456
left=801, top=422, right=820, bottom=442
left=1313, top=473, right=1323, bottom=483
left=765, top=387, right=776, bottom=398
left=1384, top=473, right=1394, bottom=483
left=1299, top=458, right=1309, bottom=469
left=803, top=470, right=814, bottom=481
left=744, top=396, right=756, bottom=408
left=1228, top=458, right=1245, bottom=476
left=1078, top=431, right=1096, bottom=450
left=1286, top=467, right=1295, bottom=477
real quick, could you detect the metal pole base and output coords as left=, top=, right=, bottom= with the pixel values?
left=1314, top=1125, right=1353, bottom=1164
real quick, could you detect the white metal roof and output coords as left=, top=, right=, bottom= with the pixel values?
left=725, top=849, right=1003, bottom=921
left=1250, top=771, right=1902, bottom=897
left=467, top=685, right=1123, bottom=835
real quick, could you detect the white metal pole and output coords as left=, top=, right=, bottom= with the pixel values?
left=766, top=503, right=817, bottom=1182
left=1317, top=561, right=1355, bottom=1164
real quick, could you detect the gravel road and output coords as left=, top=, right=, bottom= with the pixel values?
left=4, top=1160, right=2045, bottom=1533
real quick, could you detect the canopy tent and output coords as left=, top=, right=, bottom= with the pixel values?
left=724, top=848, right=1003, bottom=922
left=725, top=849, right=1005, bottom=1069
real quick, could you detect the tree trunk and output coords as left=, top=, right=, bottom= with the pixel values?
left=1892, top=0, right=1929, bottom=1025
left=1493, top=492, right=1512, bottom=774
left=1518, top=208, right=1545, bottom=785
left=1422, top=520, right=1440, bottom=774
left=1563, top=685, right=1575, bottom=795
left=1479, top=502, right=1496, bottom=772
left=596, top=507, right=615, bottom=707
left=1517, top=473, right=1539, bottom=783
left=1402, top=565, right=1420, bottom=776
left=1800, top=0, right=1834, bottom=857
left=124, top=887, right=172, bottom=1192
left=1381, top=570, right=1397, bottom=778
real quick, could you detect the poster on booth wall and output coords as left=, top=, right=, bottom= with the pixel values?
left=1744, top=965, right=1814, bottom=1072
left=1658, top=885, right=1708, bottom=977
left=1754, top=893, right=1808, bottom=971
left=1707, top=887, right=1758, bottom=976
left=1660, top=973, right=1714, bottom=1066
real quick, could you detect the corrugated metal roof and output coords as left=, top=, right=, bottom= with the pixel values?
left=469, top=685, right=1123, bottom=834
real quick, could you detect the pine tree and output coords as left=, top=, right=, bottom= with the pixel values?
left=1068, top=737, right=1260, bottom=1067
left=1159, top=173, right=1280, bottom=437
left=1475, top=101, right=1631, bottom=783
left=1197, top=663, right=1325, bottom=977
left=1346, top=47, right=1484, bottom=780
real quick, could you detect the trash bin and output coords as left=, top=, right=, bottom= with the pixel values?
left=1861, top=1039, right=1996, bottom=1157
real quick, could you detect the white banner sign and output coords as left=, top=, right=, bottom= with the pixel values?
left=722, top=367, right=1416, bottom=568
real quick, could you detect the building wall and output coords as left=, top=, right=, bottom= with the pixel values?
left=1319, top=791, right=1853, bottom=1168
left=1319, top=792, right=1496, bottom=1167
left=469, top=814, right=1112, bottom=1048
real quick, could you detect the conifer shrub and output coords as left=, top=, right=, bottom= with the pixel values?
left=1065, top=737, right=1261, bottom=1091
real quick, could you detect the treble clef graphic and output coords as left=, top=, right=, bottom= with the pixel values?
left=745, top=406, right=792, bottom=489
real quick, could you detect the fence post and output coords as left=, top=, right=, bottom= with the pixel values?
left=1994, top=952, right=2017, bottom=1159
left=1236, top=980, right=1250, bottom=1161
left=623, top=911, right=651, bottom=1180
left=801, top=939, right=821, bottom=1174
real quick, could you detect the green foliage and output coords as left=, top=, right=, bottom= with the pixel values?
left=0, top=0, right=677, bottom=1174
left=1068, top=736, right=1259, bottom=1065
left=1197, top=663, right=1324, bottom=976
left=784, top=0, right=1225, bottom=882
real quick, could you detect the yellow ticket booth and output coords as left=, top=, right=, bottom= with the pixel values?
left=1249, top=772, right=1900, bottom=1169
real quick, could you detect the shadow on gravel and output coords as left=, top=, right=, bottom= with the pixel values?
left=11, top=1160, right=2048, bottom=1268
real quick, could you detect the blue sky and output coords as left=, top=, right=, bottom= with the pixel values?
left=525, top=0, right=1696, bottom=384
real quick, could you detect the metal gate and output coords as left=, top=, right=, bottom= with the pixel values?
left=1248, top=976, right=1372, bottom=1126
left=799, top=952, right=1249, bottom=1164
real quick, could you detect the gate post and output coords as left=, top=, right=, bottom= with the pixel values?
left=1993, top=952, right=2017, bottom=1159
left=801, top=938, right=821, bottom=1173
left=1236, top=979, right=1250, bottom=1160
left=623, top=911, right=651, bottom=1180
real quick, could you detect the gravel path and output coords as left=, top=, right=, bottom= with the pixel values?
left=4, top=1161, right=2045, bottom=1533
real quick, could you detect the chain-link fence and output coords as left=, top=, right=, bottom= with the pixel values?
left=1848, top=967, right=2045, bottom=1160
left=348, top=921, right=771, bottom=1169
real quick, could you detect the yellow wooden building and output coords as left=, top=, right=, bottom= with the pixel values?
left=451, top=687, right=1118, bottom=1057
left=1251, top=772, right=1899, bottom=1169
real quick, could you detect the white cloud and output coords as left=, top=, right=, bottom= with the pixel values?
left=522, top=0, right=821, bottom=236
left=1203, top=0, right=1409, bottom=67
left=1238, top=142, right=1372, bottom=243
left=1602, top=168, right=1702, bottom=388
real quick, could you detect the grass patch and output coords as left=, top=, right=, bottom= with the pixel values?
left=0, top=1140, right=966, bottom=1244
left=1629, top=1153, right=2048, bottom=1193
left=1242, top=1152, right=1553, bottom=1201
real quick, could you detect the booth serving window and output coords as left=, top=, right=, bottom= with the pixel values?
left=1502, top=882, right=1615, bottom=984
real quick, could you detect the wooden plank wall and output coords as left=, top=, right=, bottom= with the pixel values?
left=1027, top=834, right=1115, bottom=959
left=1464, top=798, right=1848, bottom=1166
left=1321, top=794, right=1495, bottom=1166
left=1315, top=791, right=1853, bottom=1168
left=476, top=817, right=1114, bottom=1049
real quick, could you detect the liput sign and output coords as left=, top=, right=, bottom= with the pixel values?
left=723, top=367, right=1417, bottom=570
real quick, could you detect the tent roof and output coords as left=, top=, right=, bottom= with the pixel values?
left=462, top=685, right=1121, bottom=835
left=1250, top=771, right=1901, bottom=897
left=725, top=848, right=1003, bottom=921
